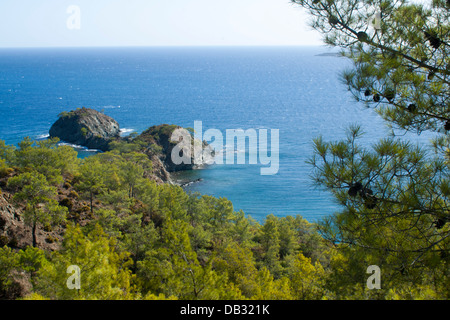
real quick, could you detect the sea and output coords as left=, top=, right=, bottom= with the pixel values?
left=0, top=46, right=435, bottom=223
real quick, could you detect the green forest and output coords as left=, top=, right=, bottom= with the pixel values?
left=0, top=132, right=448, bottom=300
left=0, top=136, right=332, bottom=300
left=1, top=0, right=450, bottom=300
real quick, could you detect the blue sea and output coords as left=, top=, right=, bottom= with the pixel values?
left=0, top=46, right=434, bottom=222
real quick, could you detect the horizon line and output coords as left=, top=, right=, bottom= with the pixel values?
left=0, top=44, right=330, bottom=50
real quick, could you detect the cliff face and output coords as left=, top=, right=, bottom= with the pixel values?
left=138, top=124, right=213, bottom=172
left=49, top=107, right=120, bottom=152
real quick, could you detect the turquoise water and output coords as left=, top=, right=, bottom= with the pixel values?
left=0, top=46, right=431, bottom=222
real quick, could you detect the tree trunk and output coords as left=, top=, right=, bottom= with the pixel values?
left=32, top=221, right=37, bottom=247
left=90, top=191, right=93, bottom=214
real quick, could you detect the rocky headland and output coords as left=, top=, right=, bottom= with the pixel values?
left=49, top=107, right=120, bottom=152
left=48, top=107, right=212, bottom=184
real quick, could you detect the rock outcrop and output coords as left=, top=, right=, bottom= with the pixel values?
left=137, top=124, right=213, bottom=172
left=49, top=107, right=120, bottom=152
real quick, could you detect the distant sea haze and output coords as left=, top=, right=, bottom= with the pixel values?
left=0, top=46, right=432, bottom=222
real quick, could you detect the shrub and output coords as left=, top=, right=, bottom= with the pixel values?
left=148, top=144, right=163, bottom=155
left=0, top=167, right=13, bottom=179
left=59, top=198, right=73, bottom=211
left=45, top=235, right=58, bottom=243
left=58, top=111, right=71, bottom=119
left=68, top=212, right=80, bottom=221
left=8, top=236, right=18, bottom=248
left=78, top=205, right=90, bottom=213
left=68, top=190, right=79, bottom=199
left=80, top=127, right=89, bottom=137
left=0, top=235, right=9, bottom=247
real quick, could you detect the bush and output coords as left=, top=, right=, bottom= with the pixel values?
left=58, top=111, right=69, bottom=119
left=68, top=212, right=80, bottom=222
left=80, top=127, right=89, bottom=137
left=0, top=235, right=9, bottom=247
left=8, top=236, right=17, bottom=248
left=45, top=235, right=58, bottom=244
left=0, top=167, right=14, bottom=179
left=78, top=205, right=90, bottom=213
left=148, top=144, right=163, bottom=155
left=68, top=190, right=79, bottom=199
left=59, top=198, right=73, bottom=211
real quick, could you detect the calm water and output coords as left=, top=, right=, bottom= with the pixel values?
left=0, top=46, right=432, bottom=222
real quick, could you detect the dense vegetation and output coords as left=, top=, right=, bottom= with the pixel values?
left=0, top=0, right=449, bottom=301
left=0, top=137, right=332, bottom=300
left=1, top=130, right=449, bottom=299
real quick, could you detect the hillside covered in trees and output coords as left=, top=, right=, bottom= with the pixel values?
left=0, top=126, right=449, bottom=300
left=0, top=134, right=332, bottom=300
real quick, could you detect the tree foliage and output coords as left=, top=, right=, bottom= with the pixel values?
left=8, top=172, right=67, bottom=247
left=0, top=136, right=331, bottom=300
left=293, top=0, right=450, bottom=298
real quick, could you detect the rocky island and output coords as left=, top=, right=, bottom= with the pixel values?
left=49, top=107, right=121, bottom=152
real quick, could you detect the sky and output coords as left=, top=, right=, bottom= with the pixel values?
left=0, top=0, right=324, bottom=48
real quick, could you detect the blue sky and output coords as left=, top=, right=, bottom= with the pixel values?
left=0, top=0, right=324, bottom=48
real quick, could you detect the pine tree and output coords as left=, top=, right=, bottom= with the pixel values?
left=34, top=223, right=135, bottom=300
left=293, top=0, right=450, bottom=296
left=8, top=172, right=67, bottom=247
left=76, top=157, right=106, bottom=214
